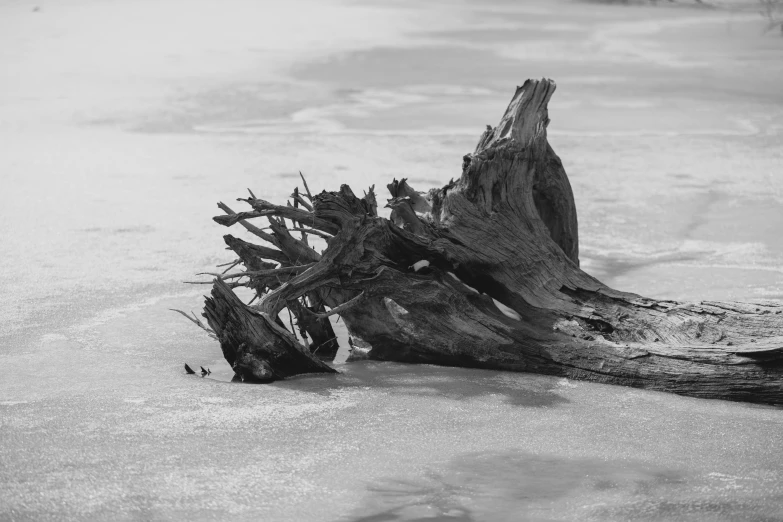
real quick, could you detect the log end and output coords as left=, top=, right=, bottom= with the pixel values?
left=202, top=279, right=337, bottom=383
left=233, top=348, right=276, bottom=383
left=476, top=78, right=556, bottom=153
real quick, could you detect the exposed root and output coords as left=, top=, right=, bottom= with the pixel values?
left=176, top=78, right=783, bottom=404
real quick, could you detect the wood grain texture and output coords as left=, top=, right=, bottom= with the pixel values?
left=203, top=79, right=783, bottom=403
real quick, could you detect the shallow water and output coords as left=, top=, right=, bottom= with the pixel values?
left=1, top=0, right=782, bottom=520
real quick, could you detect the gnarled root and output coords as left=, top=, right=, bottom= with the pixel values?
left=188, top=79, right=783, bottom=403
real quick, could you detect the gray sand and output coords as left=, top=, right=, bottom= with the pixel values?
left=1, top=0, right=782, bottom=520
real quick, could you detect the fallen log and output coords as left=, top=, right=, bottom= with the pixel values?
left=196, top=78, right=783, bottom=404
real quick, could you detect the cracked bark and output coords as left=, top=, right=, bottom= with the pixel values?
left=197, top=79, right=783, bottom=404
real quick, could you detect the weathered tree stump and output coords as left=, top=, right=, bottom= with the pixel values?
left=195, top=79, right=783, bottom=404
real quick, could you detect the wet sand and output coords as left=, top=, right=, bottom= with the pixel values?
left=1, top=0, right=782, bottom=520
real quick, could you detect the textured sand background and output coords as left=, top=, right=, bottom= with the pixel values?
left=1, top=0, right=782, bottom=520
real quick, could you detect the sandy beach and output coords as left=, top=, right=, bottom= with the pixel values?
left=1, top=0, right=782, bottom=519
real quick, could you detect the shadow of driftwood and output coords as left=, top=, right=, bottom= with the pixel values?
left=270, top=362, right=571, bottom=408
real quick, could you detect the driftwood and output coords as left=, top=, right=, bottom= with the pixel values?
left=195, top=79, right=783, bottom=404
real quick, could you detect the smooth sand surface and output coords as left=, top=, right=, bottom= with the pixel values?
left=1, top=0, right=782, bottom=520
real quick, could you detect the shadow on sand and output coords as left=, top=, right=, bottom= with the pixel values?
left=269, top=362, right=572, bottom=409
left=343, top=449, right=781, bottom=522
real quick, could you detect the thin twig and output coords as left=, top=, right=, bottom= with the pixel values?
left=289, top=227, right=333, bottom=240
left=311, top=336, right=337, bottom=355
left=303, top=291, right=365, bottom=319
left=196, top=272, right=249, bottom=280
left=285, top=201, right=295, bottom=236
left=170, top=309, right=218, bottom=340
left=231, top=201, right=338, bottom=235
left=290, top=190, right=314, bottom=212
left=217, top=202, right=278, bottom=246
left=299, top=171, right=313, bottom=201
left=184, top=280, right=248, bottom=289
left=220, top=259, right=242, bottom=275
left=292, top=188, right=310, bottom=247
left=196, top=262, right=317, bottom=281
